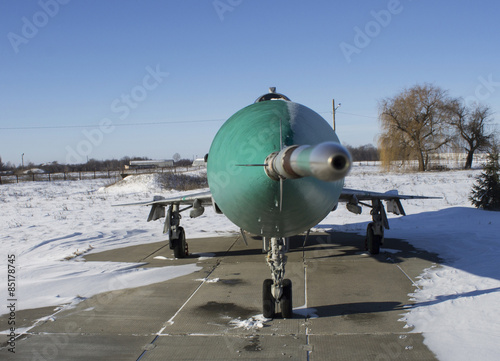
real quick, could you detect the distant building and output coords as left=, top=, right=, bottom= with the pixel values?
left=429, top=152, right=488, bottom=163
left=192, top=158, right=207, bottom=167
left=125, top=159, right=174, bottom=169
left=23, top=168, right=45, bottom=174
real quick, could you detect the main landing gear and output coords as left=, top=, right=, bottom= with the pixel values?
left=166, top=204, right=188, bottom=258
left=365, top=199, right=388, bottom=255
left=146, top=200, right=193, bottom=259
left=262, top=237, right=293, bottom=318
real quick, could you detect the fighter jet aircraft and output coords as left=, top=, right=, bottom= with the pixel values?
left=117, top=88, right=436, bottom=318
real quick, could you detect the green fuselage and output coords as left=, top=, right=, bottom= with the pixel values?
left=207, top=100, right=343, bottom=238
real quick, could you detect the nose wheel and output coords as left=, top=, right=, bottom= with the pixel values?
left=262, top=279, right=275, bottom=318
left=263, top=237, right=293, bottom=318
left=280, top=279, right=293, bottom=318
left=262, top=278, right=293, bottom=318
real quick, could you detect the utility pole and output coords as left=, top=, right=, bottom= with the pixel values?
left=332, top=99, right=341, bottom=131
left=22, top=153, right=24, bottom=169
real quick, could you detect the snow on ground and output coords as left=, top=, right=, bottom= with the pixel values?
left=1, top=163, right=499, bottom=360
left=0, top=177, right=219, bottom=318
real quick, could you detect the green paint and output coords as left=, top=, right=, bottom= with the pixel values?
left=207, top=100, right=343, bottom=237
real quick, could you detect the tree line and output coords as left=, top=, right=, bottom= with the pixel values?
left=345, top=144, right=379, bottom=162
left=0, top=156, right=194, bottom=174
left=378, top=83, right=497, bottom=171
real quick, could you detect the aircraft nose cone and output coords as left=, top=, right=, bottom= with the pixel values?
left=308, top=142, right=352, bottom=181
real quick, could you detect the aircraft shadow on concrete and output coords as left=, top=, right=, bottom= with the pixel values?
left=195, top=244, right=266, bottom=258
left=199, top=231, right=441, bottom=266
left=289, top=231, right=442, bottom=265
left=405, top=287, right=500, bottom=309
left=311, top=301, right=406, bottom=319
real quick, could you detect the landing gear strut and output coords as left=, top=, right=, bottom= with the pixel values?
left=263, top=237, right=293, bottom=318
left=365, top=199, right=388, bottom=255
left=166, top=204, right=188, bottom=258
left=366, top=222, right=382, bottom=254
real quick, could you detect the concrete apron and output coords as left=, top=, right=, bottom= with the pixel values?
left=0, top=232, right=439, bottom=360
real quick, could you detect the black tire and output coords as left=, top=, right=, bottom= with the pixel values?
left=366, top=223, right=381, bottom=255
left=173, top=227, right=186, bottom=258
left=281, top=279, right=293, bottom=319
left=263, top=279, right=275, bottom=318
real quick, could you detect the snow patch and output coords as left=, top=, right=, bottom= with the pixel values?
left=153, top=256, right=174, bottom=260
left=381, top=248, right=402, bottom=254
left=195, top=277, right=220, bottom=283
left=229, top=314, right=271, bottom=330
left=193, top=252, right=216, bottom=260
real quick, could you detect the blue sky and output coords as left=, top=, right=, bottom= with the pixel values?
left=1, top=0, right=499, bottom=165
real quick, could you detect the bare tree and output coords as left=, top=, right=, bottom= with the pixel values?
left=172, top=153, right=181, bottom=162
left=378, top=84, right=453, bottom=171
left=378, top=131, right=414, bottom=170
left=447, top=99, right=493, bottom=169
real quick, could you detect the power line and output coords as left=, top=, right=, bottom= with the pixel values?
left=1, top=110, right=380, bottom=131
left=338, top=111, right=378, bottom=120
left=319, top=110, right=379, bottom=120
left=0, top=118, right=226, bottom=130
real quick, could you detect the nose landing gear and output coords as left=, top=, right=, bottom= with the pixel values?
left=263, top=237, right=293, bottom=318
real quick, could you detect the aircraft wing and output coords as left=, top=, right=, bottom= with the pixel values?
left=338, top=187, right=440, bottom=217
left=340, top=188, right=439, bottom=201
left=114, top=190, right=213, bottom=207
left=113, top=190, right=213, bottom=223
